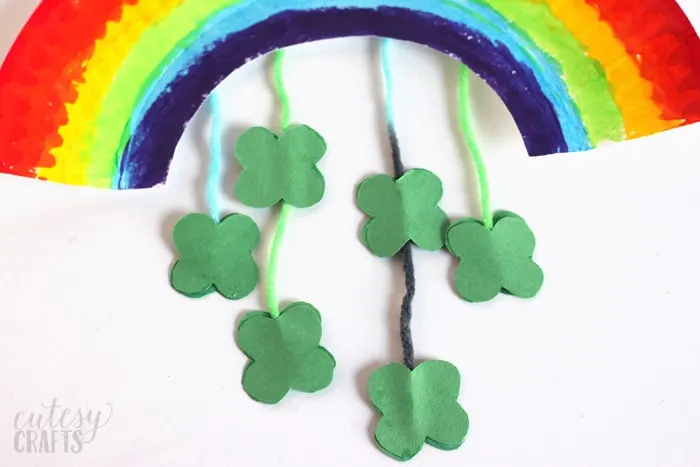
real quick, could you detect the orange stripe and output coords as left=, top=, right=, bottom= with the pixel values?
left=542, top=0, right=680, bottom=138
left=39, top=0, right=186, bottom=186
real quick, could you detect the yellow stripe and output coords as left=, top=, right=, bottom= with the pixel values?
left=539, top=0, right=679, bottom=138
left=40, top=0, right=185, bottom=186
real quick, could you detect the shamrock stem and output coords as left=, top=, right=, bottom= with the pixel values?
left=265, top=48, right=294, bottom=319
left=399, top=244, right=416, bottom=370
left=274, top=49, right=292, bottom=130
left=207, top=91, right=224, bottom=223
left=380, top=39, right=405, bottom=178
left=267, top=202, right=293, bottom=319
left=459, top=65, right=494, bottom=230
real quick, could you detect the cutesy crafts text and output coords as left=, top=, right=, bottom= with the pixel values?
left=13, top=398, right=112, bottom=454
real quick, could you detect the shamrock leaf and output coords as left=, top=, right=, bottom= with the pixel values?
left=237, top=302, right=335, bottom=404
left=357, top=168, right=448, bottom=257
left=234, top=125, right=326, bottom=208
left=446, top=211, right=544, bottom=302
left=368, top=360, right=469, bottom=461
left=170, top=213, right=260, bottom=299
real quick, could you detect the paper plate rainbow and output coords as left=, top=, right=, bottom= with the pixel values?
left=1, top=0, right=699, bottom=189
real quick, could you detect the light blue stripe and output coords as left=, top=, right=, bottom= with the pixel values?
left=125, top=0, right=590, bottom=179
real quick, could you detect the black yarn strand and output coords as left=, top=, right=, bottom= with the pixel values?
left=399, top=244, right=416, bottom=370
left=388, top=125, right=405, bottom=177
left=387, top=122, right=416, bottom=370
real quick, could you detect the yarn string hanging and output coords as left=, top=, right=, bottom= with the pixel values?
left=380, top=38, right=416, bottom=370
left=458, top=66, right=493, bottom=229
left=167, top=89, right=261, bottom=301
left=363, top=39, right=470, bottom=461
left=207, top=91, right=224, bottom=223
left=233, top=47, right=336, bottom=405
left=445, top=67, right=544, bottom=303
left=266, top=49, right=294, bottom=319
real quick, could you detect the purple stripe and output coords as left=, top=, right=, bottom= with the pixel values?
left=120, top=6, right=566, bottom=189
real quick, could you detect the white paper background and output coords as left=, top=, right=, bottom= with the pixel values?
left=1, top=1, right=700, bottom=466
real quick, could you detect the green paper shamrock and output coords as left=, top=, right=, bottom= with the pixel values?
left=170, top=213, right=260, bottom=299
left=357, top=168, right=449, bottom=257
left=368, top=360, right=469, bottom=461
left=234, top=124, right=327, bottom=208
left=446, top=211, right=544, bottom=303
left=237, top=302, right=335, bottom=404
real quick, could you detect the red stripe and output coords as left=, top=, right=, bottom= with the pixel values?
left=588, top=0, right=700, bottom=123
left=0, top=0, right=137, bottom=178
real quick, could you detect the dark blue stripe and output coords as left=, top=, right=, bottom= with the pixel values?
left=121, top=6, right=567, bottom=189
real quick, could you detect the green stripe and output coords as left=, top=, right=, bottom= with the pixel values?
left=88, top=0, right=244, bottom=183
left=447, top=0, right=624, bottom=145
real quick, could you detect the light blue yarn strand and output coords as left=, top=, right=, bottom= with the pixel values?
left=208, top=91, right=223, bottom=223
left=380, top=38, right=396, bottom=128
